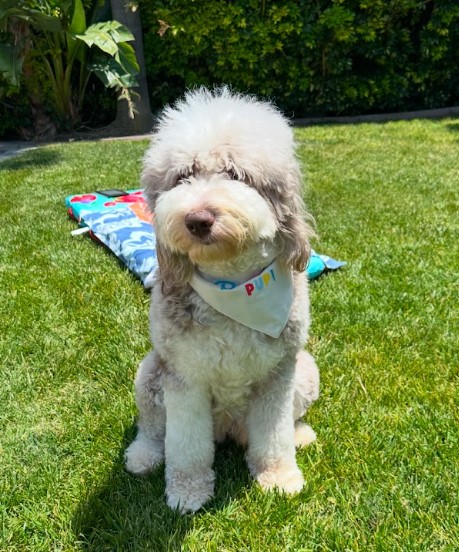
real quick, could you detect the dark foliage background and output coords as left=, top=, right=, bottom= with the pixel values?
left=1, top=0, right=458, bottom=137
left=141, top=0, right=459, bottom=117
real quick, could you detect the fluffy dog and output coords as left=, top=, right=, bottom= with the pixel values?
left=125, top=88, right=320, bottom=513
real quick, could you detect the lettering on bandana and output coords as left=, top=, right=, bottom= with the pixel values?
left=189, top=259, right=293, bottom=338
left=245, top=268, right=276, bottom=296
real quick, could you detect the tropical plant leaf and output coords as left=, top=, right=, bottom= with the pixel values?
left=76, top=21, right=134, bottom=57
left=0, top=0, right=26, bottom=31
left=69, top=0, right=86, bottom=34
left=0, top=43, right=23, bottom=86
left=115, top=41, right=139, bottom=76
left=67, top=0, right=86, bottom=62
left=88, top=54, right=138, bottom=90
left=100, top=21, right=135, bottom=44
left=14, top=9, right=62, bottom=33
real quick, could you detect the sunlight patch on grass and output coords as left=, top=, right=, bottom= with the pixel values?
left=1, top=122, right=458, bottom=550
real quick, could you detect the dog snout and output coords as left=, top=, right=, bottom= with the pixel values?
left=185, top=210, right=215, bottom=238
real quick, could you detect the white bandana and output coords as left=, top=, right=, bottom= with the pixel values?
left=189, top=259, right=293, bottom=338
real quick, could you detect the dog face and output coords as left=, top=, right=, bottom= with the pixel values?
left=142, top=88, right=314, bottom=290
left=154, top=175, right=277, bottom=266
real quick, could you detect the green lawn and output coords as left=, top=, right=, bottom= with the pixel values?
left=1, top=119, right=458, bottom=551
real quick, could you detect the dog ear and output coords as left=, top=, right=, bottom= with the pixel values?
left=278, top=198, right=314, bottom=272
left=141, top=162, right=178, bottom=213
left=141, top=130, right=189, bottom=212
left=257, top=162, right=315, bottom=272
left=156, top=241, right=193, bottom=294
left=280, top=162, right=315, bottom=272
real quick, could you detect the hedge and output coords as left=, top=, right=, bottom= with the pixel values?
left=140, top=0, right=459, bottom=117
left=2, top=0, right=458, bottom=138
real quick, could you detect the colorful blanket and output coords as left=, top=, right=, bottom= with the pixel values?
left=65, top=189, right=345, bottom=288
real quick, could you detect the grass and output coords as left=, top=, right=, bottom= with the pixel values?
left=1, top=118, right=458, bottom=551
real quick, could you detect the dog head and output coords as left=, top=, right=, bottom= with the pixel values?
left=142, top=88, right=314, bottom=292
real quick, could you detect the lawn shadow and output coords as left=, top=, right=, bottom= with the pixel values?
left=0, top=147, right=61, bottom=171
left=445, top=121, right=459, bottom=133
left=73, top=424, right=251, bottom=551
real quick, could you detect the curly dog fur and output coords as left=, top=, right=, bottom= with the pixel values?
left=125, top=88, right=320, bottom=513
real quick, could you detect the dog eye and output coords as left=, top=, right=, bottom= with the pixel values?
left=227, top=169, right=240, bottom=180
left=171, top=170, right=190, bottom=188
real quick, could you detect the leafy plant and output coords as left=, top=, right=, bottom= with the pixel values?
left=140, top=0, right=459, bottom=117
left=0, top=0, right=139, bottom=132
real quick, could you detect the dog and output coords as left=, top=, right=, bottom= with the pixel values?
left=125, top=87, right=320, bottom=513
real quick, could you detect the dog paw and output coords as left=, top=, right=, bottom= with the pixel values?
left=125, top=437, right=164, bottom=475
left=166, top=468, right=215, bottom=514
left=256, top=465, right=304, bottom=495
left=294, top=422, right=317, bottom=448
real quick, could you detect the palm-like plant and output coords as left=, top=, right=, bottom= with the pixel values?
left=0, top=0, right=139, bottom=135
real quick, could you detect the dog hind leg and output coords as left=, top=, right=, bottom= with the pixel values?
left=293, top=350, right=320, bottom=448
left=125, top=351, right=166, bottom=475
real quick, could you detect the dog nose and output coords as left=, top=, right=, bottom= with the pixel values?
left=185, top=210, right=215, bottom=238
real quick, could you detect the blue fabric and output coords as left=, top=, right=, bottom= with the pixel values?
left=307, top=250, right=346, bottom=279
left=78, top=207, right=158, bottom=288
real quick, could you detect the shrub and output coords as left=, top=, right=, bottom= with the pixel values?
left=140, top=0, right=459, bottom=116
left=0, top=78, right=31, bottom=138
left=0, top=0, right=139, bottom=136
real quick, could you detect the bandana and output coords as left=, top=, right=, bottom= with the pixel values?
left=189, top=259, right=293, bottom=338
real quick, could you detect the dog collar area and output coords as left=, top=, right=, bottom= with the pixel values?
left=189, top=259, right=294, bottom=338
left=196, top=259, right=276, bottom=289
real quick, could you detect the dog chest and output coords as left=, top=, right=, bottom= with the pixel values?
left=154, top=311, right=288, bottom=388
left=150, top=278, right=308, bottom=395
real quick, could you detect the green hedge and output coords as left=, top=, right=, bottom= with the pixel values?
left=2, top=0, right=458, bottom=138
left=140, top=0, right=459, bottom=116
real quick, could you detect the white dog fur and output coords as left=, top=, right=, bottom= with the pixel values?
left=125, top=88, right=320, bottom=513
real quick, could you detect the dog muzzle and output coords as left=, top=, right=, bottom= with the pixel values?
left=189, top=259, right=293, bottom=338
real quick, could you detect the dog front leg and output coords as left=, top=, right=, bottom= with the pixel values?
left=246, top=357, right=304, bottom=494
left=164, top=381, right=215, bottom=513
